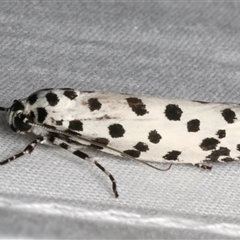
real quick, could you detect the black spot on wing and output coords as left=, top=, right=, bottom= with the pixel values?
left=237, top=144, right=240, bottom=151
left=46, top=92, right=59, bottom=106
left=221, top=108, right=237, bottom=123
left=187, top=119, right=200, bottom=132
left=41, top=88, right=53, bottom=91
left=27, top=93, right=38, bottom=105
left=200, top=138, right=220, bottom=151
left=126, top=97, right=149, bottom=116
left=165, top=104, right=182, bottom=121
left=68, top=120, right=83, bottom=131
left=134, top=142, right=149, bottom=152
left=56, top=120, right=63, bottom=125
left=64, top=90, right=77, bottom=100
left=108, top=124, right=125, bottom=138
left=88, top=98, right=102, bottom=111
left=61, top=88, right=73, bottom=90
left=163, top=150, right=181, bottom=161
left=37, top=107, right=48, bottom=123
left=216, top=129, right=226, bottom=139
left=206, top=147, right=230, bottom=162
left=91, top=138, right=109, bottom=149
left=148, top=130, right=162, bottom=144
left=123, top=149, right=140, bottom=158
left=11, top=100, right=24, bottom=111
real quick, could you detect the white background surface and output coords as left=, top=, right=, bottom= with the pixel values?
left=0, top=1, right=240, bottom=239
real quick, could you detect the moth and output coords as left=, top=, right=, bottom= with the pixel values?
left=0, top=88, right=239, bottom=197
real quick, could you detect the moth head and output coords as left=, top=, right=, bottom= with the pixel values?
left=0, top=100, right=32, bottom=134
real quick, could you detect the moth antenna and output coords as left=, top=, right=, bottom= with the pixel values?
left=0, top=106, right=7, bottom=112
left=26, top=121, right=172, bottom=172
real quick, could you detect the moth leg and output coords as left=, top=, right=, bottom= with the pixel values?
left=48, top=136, right=119, bottom=198
left=0, top=136, right=46, bottom=166
left=195, top=163, right=212, bottom=170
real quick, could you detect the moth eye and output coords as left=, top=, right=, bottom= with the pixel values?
left=14, top=115, right=31, bottom=132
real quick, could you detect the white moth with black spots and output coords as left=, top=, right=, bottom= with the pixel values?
left=0, top=88, right=240, bottom=197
